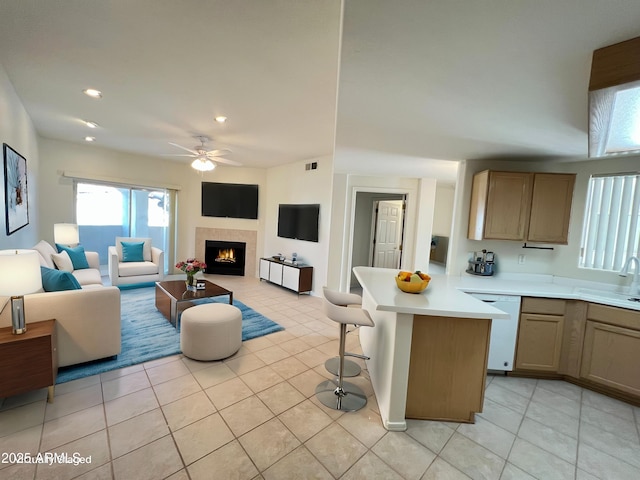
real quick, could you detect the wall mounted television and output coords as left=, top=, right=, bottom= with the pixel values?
left=277, top=204, right=320, bottom=242
left=201, top=182, right=259, bottom=219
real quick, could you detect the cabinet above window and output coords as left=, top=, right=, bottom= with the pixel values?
left=468, top=170, right=575, bottom=244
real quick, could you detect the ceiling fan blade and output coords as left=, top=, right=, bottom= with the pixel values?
left=160, top=153, right=196, bottom=157
left=168, top=142, right=199, bottom=155
left=213, top=157, right=243, bottom=166
left=205, top=149, right=233, bottom=158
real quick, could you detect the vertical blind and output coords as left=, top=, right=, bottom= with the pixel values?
left=580, top=173, right=640, bottom=271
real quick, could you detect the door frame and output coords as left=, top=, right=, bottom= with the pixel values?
left=344, top=186, right=416, bottom=292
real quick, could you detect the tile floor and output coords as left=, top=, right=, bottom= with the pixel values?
left=1, top=275, right=640, bottom=479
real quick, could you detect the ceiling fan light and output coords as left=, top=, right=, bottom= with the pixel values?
left=215, top=116, right=227, bottom=123
left=191, top=158, right=215, bottom=172
left=83, top=88, right=102, bottom=99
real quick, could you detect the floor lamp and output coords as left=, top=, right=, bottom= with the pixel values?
left=0, top=250, right=43, bottom=334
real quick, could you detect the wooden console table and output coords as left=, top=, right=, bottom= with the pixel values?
left=0, top=319, right=57, bottom=402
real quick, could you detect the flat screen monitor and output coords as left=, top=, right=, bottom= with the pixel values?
left=277, top=204, right=320, bottom=242
left=201, top=182, right=259, bottom=219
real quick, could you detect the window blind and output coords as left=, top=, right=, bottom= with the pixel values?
left=580, top=173, right=640, bottom=271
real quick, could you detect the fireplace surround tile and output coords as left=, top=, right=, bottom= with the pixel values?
left=196, top=228, right=257, bottom=277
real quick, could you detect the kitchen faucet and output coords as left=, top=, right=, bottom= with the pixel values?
left=619, top=256, right=640, bottom=297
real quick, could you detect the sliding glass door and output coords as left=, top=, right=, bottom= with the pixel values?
left=75, top=182, right=174, bottom=271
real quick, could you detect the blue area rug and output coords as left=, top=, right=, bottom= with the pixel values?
left=56, top=286, right=283, bottom=384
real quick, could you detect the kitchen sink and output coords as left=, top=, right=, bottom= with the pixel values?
left=577, top=288, right=640, bottom=303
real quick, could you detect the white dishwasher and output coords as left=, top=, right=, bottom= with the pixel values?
left=468, top=293, right=521, bottom=371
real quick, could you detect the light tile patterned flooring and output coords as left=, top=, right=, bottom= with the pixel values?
left=1, top=275, right=640, bottom=479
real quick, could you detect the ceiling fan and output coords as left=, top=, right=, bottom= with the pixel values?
left=165, top=135, right=241, bottom=172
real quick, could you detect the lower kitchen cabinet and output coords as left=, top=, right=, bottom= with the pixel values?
left=580, top=304, right=640, bottom=396
left=515, top=313, right=564, bottom=372
left=515, top=297, right=565, bottom=372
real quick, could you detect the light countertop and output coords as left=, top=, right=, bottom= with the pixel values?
left=353, top=267, right=510, bottom=319
left=354, top=267, right=640, bottom=314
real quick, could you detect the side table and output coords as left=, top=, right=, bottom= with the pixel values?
left=0, top=319, right=57, bottom=402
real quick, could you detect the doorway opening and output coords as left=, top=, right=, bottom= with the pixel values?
left=350, top=192, right=406, bottom=294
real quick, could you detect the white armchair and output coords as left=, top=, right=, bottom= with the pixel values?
left=108, top=237, right=165, bottom=286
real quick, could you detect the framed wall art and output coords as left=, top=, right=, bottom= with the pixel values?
left=3, top=143, right=29, bottom=235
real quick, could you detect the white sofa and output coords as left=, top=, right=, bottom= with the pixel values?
left=108, top=237, right=165, bottom=286
left=0, top=240, right=121, bottom=368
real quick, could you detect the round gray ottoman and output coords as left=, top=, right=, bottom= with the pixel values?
left=180, top=303, right=242, bottom=361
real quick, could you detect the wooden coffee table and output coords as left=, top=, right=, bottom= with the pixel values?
left=155, top=279, right=233, bottom=328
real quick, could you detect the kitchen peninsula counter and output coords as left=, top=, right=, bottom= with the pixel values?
left=353, top=267, right=509, bottom=431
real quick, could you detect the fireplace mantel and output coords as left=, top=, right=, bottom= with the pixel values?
left=195, top=228, right=257, bottom=277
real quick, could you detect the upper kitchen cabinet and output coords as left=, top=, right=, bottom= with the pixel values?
left=468, top=170, right=575, bottom=244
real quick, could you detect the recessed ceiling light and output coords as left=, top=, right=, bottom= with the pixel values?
left=215, top=116, right=227, bottom=123
left=84, top=121, right=99, bottom=129
left=85, top=136, right=96, bottom=142
left=83, top=88, right=102, bottom=99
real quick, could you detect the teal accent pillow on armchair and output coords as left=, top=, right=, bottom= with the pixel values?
left=56, top=244, right=90, bottom=270
left=121, top=241, right=145, bottom=262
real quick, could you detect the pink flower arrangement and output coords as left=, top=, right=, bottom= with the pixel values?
left=175, top=258, right=207, bottom=275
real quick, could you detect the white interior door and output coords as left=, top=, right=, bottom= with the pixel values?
left=372, top=200, right=404, bottom=268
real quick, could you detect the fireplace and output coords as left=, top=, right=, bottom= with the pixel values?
left=205, top=240, right=246, bottom=276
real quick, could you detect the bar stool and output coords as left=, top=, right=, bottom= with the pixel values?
left=315, top=292, right=374, bottom=412
left=322, top=287, right=370, bottom=377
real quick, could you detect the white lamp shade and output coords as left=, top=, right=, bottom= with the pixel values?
left=0, top=250, right=43, bottom=296
left=54, top=223, right=79, bottom=245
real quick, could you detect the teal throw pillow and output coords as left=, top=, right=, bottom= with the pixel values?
left=121, top=241, right=145, bottom=262
left=56, top=244, right=90, bottom=270
left=40, top=266, right=82, bottom=292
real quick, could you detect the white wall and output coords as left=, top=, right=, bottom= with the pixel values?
left=432, top=183, right=455, bottom=236
left=37, top=137, right=268, bottom=272
left=450, top=155, right=640, bottom=289
left=0, top=65, right=40, bottom=249
left=264, top=155, right=333, bottom=294
left=327, top=172, right=437, bottom=291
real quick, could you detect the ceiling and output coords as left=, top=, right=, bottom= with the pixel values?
left=1, top=1, right=640, bottom=174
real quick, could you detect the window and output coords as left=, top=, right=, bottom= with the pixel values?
left=580, top=173, right=640, bottom=271
left=75, top=182, right=174, bottom=270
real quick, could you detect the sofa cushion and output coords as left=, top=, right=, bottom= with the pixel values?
left=72, top=268, right=103, bottom=286
left=56, top=244, right=90, bottom=270
left=116, top=237, right=151, bottom=262
left=32, top=240, right=57, bottom=269
left=51, top=251, right=74, bottom=272
left=118, top=261, right=159, bottom=277
left=41, top=267, right=82, bottom=292
left=121, top=241, right=145, bottom=262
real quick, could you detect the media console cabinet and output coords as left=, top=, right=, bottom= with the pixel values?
left=259, top=257, right=313, bottom=294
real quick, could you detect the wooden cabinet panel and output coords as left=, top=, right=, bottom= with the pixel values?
left=0, top=319, right=57, bottom=402
left=467, top=170, right=575, bottom=244
left=521, top=297, right=566, bottom=315
left=484, top=172, right=533, bottom=240
left=406, top=316, right=490, bottom=422
left=587, top=303, right=640, bottom=330
left=527, top=174, right=575, bottom=244
left=581, top=320, right=640, bottom=396
left=515, top=313, right=564, bottom=372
